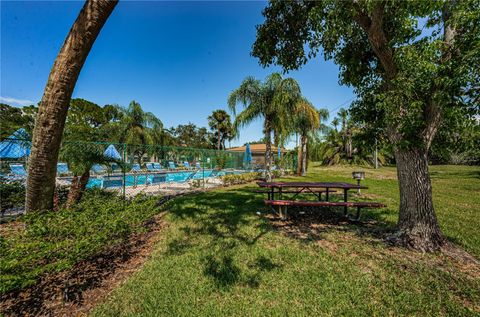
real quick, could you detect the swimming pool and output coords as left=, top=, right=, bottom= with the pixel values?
left=86, top=169, right=243, bottom=188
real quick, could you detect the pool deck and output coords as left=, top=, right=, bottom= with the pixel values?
left=101, top=177, right=224, bottom=198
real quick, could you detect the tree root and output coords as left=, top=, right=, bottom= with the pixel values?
left=386, top=228, right=446, bottom=253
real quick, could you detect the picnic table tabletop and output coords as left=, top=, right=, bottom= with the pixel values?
left=256, top=181, right=367, bottom=190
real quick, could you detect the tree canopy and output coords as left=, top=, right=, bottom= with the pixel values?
left=0, top=103, right=37, bottom=140
left=253, top=0, right=479, bottom=150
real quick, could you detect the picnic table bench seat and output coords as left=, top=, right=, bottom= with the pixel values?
left=252, top=189, right=337, bottom=194
left=264, top=199, right=385, bottom=221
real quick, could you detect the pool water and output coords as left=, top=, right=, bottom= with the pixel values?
left=87, top=169, right=243, bottom=188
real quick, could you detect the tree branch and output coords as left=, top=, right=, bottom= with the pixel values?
left=423, top=0, right=457, bottom=149
left=353, top=1, right=397, bottom=79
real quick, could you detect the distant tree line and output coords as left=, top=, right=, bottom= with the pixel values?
left=1, top=99, right=236, bottom=208
left=307, top=107, right=479, bottom=166
left=1, top=101, right=235, bottom=150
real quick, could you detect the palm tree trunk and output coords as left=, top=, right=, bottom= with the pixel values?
left=25, top=0, right=117, bottom=213
left=217, top=129, right=221, bottom=150
left=301, top=135, right=308, bottom=176
left=66, top=170, right=90, bottom=209
left=296, top=150, right=302, bottom=175
left=347, top=132, right=353, bottom=159
left=264, top=124, right=272, bottom=182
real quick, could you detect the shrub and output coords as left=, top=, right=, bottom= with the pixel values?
left=272, top=170, right=282, bottom=178
left=214, top=154, right=228, bottom=170
left=0, top=177, right=25, bottom=213
left=219, top=172, right=261, bottom=186
left=0, top=189, right=162, bottom=294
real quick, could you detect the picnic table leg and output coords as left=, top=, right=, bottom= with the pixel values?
left=325, top=188, right=329, bottom=201
left=355, top=206, right=361, bottom=221
left=343, top=189, right=348, bottom=216
left=278, top=206, right=287, bottom=220
left=279, top=187, right=283, bottom=200
left=271, top=187, right=274, bottom=200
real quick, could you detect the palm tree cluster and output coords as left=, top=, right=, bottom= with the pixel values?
left=293, top=100, right=329, bottom=176
left=308, top=108, right=390, bottom=166
left=228, top=73, right=329, bottom=180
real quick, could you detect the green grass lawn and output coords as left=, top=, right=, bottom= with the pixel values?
left=93, top=164, right=480, bottom=316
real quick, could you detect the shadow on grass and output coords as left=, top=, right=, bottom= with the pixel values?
left=165, top=186, right=393, bottom=288
left=169, top=188, right=270, bottom=246
left=268, top=205, right=396, bottom=246
left=203, top=254, right=241, bottom=288
left=201, top=252, right=283, bottom=289
left=165, top=187, right=281, bottom=288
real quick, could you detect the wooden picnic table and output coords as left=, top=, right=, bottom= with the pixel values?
left=257, top=181, right=368, bottom=215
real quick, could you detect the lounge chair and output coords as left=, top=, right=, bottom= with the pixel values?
left=168, top=161, right=177, bottom=170
left=131, top=163, right=141, bottom=173
left=57, top=162, right=71, bottom=176
left=195, top=162, right=201, bottom=170
left=145, top=163, right=155, bottom=171
left=183, top=161, right=192, bottom=169
left=153, top=162, right=163, bottom=171
left=9, top=164, right=27, bottom=178
left=91, top=164, right=106, bottom=174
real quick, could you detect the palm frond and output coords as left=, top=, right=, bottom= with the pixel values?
left=233, top=105, right=263, bottom=133
left=228, top=77, right=262, bottom=115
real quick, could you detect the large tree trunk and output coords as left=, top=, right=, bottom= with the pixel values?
left=25, top=0, right=117, bottom=213
left=353, top=1, right=449, bottom=252
left=65, top=170, right=90, bottom=209
left=390, top=148, right=446, bottom=252
left=217, top=129, right=221, bottom=150
left=300, top=135, right=308, bottom=176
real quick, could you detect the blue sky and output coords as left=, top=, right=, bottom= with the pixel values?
left=1, top=1, right=354, bottom=148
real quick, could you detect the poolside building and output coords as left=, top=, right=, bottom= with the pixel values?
left=227, top=143, right=287, bottom=167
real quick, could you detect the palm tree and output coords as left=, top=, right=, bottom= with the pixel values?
left=116, top=101, right=163, bottom=163
left=331, top=118, right=340, bottom=132
left=293, top=99, right=329, bottom=176
left=117, top=101, right=162, bottom=145
left=60, top=98, right=118, bottom=208
left=208, top=109, right=234, bottom=150
left=228, top=73, right=301, bottom=181
left=60, top=143, right=118, bottom=209
left=337, top=108, right=353, bottom=158
left=26, top=0, right=118, bottom=213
